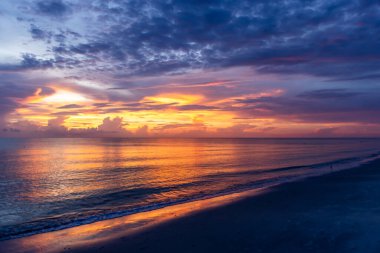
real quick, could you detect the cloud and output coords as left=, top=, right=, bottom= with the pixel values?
left=328, top=73, right=380, bottom=81
left=0, top=73, right=61, bottom=130
left=47, top=116, right=67, bottom=128
left=97, top=117, right=126, bottom=133
left=36, top=0, right=70, bottom=17
left=234, top=88, right=380, bottom=124
left=0, top=54, right=54, bottom=72
left=0, top=78, right=39, bottom=127
left=57, top=104, right=83, bottom=109
left=135, top=125, right=149, bottom=137
left=313, top=127, right=340, bottom=137
left=1, top=116, right=131, bottom=137
left=30, top=25, right=52, bottom=40
left=2, top=120, right=42, bottom=137
left=297, top=89, right=361, bottom=99
left=216, top=124, right=257, bottom=137
left=1, top=0, right=380, bottom=137
left=4, top=0, right=375, bottom=80
left=45, top=116, right=68, bottom=136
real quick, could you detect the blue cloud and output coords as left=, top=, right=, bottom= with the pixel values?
left=36, top=0, right=70, bottom=17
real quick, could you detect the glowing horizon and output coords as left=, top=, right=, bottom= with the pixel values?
left=1, top=1, right=380, bottom=138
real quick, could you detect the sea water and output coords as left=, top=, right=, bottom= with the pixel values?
left=1, top=138, right=379, bottom=240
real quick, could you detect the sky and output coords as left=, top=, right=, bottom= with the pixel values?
left=0, top=0, right=380, bottom=138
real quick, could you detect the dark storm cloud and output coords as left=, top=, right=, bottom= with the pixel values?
left=235, top=89, right=380, bottom=123
left=36, top=0, right=70, bottom=17
left=38, top=87, right=55, bottom=96
left=2, top=0, right=380, bottom=136
left=21, top=54, right=54, bottom=69
left=0, top=73, right=58, bottom=127
left=314, top=127, right=340, bottom=136
left=26, top=0, right=379, bottom=79
left=0, top=54, right=54, bottom=72
left=297, top=89, right=361, bottom=99
left=329, top=73, right=380, bottom=81
left=0, top=78, right=36, bottom=125
left=30, top=25, right=52, bottom=40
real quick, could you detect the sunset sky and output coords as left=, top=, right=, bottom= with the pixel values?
left=1, top=0, right=380, bottom=137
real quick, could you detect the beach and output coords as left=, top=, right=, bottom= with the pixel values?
left=74, top=157, right=380, bottom=253
left=1, top=0, right=379, bottom=251
left=2, top=157, right=380, bottom=253
left=1, top=0, right=380, bottom=251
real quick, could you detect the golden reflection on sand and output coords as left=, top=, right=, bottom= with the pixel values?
left=0, top=188, right=267, bottom=253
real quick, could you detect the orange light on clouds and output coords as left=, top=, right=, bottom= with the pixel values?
left=9, top=83, right=307, bottom=137
left=143, top=93, right=203, bottom=105
left=211, top=89, right=284, bottom=106
left=24, top=86, right=91, bottom=105
left=42, top=90, right=89, bottom=103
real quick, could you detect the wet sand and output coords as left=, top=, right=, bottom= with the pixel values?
left=3, top=159, right=380, bottom=253
left=72, top=158, right=380, bottom=253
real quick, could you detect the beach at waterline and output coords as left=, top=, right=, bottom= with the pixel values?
left=2, top=157, right=380, bottom=252
left=2, top=138, right=379, bottom=241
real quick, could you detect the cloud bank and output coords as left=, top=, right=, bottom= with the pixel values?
left=0, top=0, right=379, bottom=137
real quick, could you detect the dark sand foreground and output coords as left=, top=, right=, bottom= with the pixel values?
left=2, top=159, right=380, bottom=253
left=70, top=158, right=380, bottom=253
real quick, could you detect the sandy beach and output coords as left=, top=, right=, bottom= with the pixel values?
left=1, top=158, right=380, bottom=253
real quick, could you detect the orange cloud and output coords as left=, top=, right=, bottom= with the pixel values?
left=143, top=93, right=203, bottom=106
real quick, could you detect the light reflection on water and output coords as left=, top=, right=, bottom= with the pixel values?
left=0, top=138, right=379, bottom=240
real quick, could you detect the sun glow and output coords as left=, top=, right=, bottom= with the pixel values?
left=143, top=93, right=203, bottom=105
left=11, top=85, right=286, bottom=136
left=42, top=90, right=89, bottom=103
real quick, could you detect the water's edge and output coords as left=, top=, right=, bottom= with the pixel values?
left=2, top=151, right=380, bottom=242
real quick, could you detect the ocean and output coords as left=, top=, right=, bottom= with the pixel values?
left=1, top=138, right=380, bottom=241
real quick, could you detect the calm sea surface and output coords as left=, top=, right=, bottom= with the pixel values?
left=1, top=138, right=380, bottom=240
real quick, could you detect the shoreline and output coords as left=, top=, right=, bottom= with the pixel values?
left=1, top=152, right=378, bottom=242
left=76, top=157, right=380, bottom=253
left=1, top=157, right=380, bottom=252
left=0, top=187, right=270, bottom=253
